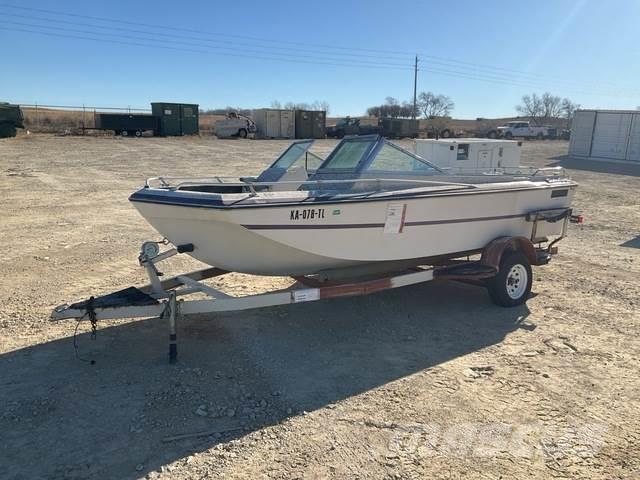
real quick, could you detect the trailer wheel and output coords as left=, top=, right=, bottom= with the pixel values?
left=120, top=130, right=129, bottom=137
left=238, top=128, right=248, bottom=138
left=135, top=130, right=142, bottom=137
left=487, top=130, right=497, bottom=139
left=487, top=251, right=532, bottom=307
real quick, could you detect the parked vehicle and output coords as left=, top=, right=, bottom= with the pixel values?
left=326, top=117, right=378, bottom=138
left=494, top=121, right=550, bottom=139
left=421, top=118, right=454, bottom=138
left=214, top=112, right=256, bottom=138
left=95, top=113, right=157, bottom=137
left=0, top=102, right=24, bottom=138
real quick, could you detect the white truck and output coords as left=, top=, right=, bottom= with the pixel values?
left=494, top=121, right=549, bottom=139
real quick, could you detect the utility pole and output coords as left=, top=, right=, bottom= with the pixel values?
left=412, top=55, right=418, bottom=119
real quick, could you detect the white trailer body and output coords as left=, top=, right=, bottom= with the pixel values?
left=415, top=138, right=522, bottom=172
left=252, top=109, right=296, bottom=139
left=569, top=109, right=640, bottom=162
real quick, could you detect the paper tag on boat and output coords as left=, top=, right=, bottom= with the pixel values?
left=292, top=288, right=320, bottom=303
left=384, top=203, right=407, bottom=234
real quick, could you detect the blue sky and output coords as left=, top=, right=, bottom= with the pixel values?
left=1, top=0, right=639, bottom=118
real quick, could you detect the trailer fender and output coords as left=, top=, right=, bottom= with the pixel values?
left=480, top=236, right=538, bottom=271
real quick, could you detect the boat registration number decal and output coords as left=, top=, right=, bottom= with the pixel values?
left=384, top=203, right=407, bottom=234
left=290, top=208, right=326, bottom=221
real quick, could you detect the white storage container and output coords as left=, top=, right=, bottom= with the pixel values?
left=414, top=138, right=521, bottom=172
left=569, top=109, right=640, bottom=162
left=252, top=109, right=296, bottom=139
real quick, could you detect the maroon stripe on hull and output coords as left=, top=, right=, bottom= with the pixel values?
left=242, top=213, right=526, bottom=230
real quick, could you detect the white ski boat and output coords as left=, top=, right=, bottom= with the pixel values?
left=129, top=136, right=577, bottom=276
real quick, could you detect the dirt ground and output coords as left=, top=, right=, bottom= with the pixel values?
left=1, top=135, right=638, bottom=480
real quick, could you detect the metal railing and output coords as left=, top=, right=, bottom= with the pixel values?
left=145, top=176, right=480, bottom=192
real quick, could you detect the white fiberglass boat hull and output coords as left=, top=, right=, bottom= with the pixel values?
left=130, top=180, right=576, bottom=276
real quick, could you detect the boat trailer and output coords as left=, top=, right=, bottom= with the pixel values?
left=51, top=207, right=580, bottom=363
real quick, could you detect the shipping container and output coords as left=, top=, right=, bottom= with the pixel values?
left=415, top=138, right=521, bottom=172
left=569, top=109, right=640, bottom=162
left=252, top=109, right=296, bottom=139
left=151, top=102, right=199, bottom=136
left=294, top=110, right=326, bottom=138
left=378, top=118, right=419, bottom=138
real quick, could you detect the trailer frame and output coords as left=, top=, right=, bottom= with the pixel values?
left=51, top=207, right=578, bottom=363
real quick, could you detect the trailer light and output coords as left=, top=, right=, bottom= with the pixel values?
left=570, top=214, right=584, bottom=224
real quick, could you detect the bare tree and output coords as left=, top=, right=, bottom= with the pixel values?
left=270, top=100, right=330, bottom=112
left=541, top=92, right=563, bottom=119
left=517, top=92, right=576, bottom=124
left=311, top=100, right=330, bottom=114
left=417, top=92, right=454, bottom=119
left=515, top=93, right=544, bottom=121
left=561, top=98, right=580, bottom=121
left=366, top=97, right=415, bottom=118
left=367, top=105, right=382, bottom=117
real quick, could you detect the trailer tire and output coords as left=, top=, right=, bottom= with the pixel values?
left=135, top=130, right=142, bottom=137
left=120, top=130, right=129, bottom=137
left=487, top=251, right=532, bottom=307
left=487, top=130, right=497, bottom=139
left=238, top=128, right=248, bottom=138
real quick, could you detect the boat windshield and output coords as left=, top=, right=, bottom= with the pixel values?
left=367, top=143, right=437, bottom=173
left=270, top=140, right=314, bottom=169
left=316, top=136, right=440, bottom=175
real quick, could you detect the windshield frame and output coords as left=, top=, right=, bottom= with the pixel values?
left=268, top=139, right=315, bottom=169
left=315, top=135, right=379, bottom=173
left=362, top=139, right=442, bottom=174
left=315, top=135, right=442, bottom=176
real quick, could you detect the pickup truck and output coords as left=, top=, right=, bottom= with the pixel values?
left=326, top=117, right=378, bottom=138
left=493, top=121, right=549, bottom=139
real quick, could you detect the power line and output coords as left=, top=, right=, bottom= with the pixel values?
left=0, top=2, right=628, bottom=90
left=0, top=25, right=415, bottom=71
left=1, top=11, right=622, bottom=92
left=0, top=3, right=637, bottom=99
left=0, top=12, right=416, bottom=63
left=0, top=19, right=415, bottom=69
left=4, top=23, right=636, bottom=99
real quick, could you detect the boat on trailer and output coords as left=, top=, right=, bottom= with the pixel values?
left=52, top=135, right=581, bottom=362
left=128, top=135, right=577, bottom=276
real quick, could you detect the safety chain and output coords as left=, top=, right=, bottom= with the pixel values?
left=85, top=296, right=98, bottom=339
